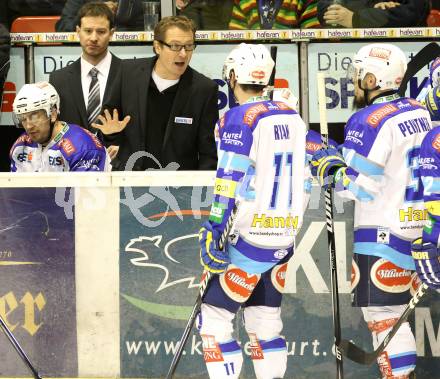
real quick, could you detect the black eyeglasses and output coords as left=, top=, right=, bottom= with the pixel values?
left=157, top=40, right=196, bottom=52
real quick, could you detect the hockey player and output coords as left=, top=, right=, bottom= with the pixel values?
left=411, top=125, right=440, bottom=288
left=10, top=82, right=110, bottom=172
left=421, top=60, right=440, bottom=128
left=411, top=80, right=440, bottom=288
left=417, top=56, right=440, bottom=103
left=197, top=43, right=308, bottom=379
left=311, top=43, right=432, bottom=379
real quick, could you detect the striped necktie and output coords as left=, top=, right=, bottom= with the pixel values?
left=87, top=67, right=101, bottom=127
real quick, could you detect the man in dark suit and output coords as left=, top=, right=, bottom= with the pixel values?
left=95, top=15, right=218, bottom=171
left=49, top=2, right=121, bottom=156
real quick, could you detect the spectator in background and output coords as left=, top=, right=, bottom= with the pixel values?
left=56, top=0, right=144, bottom=31
left=94, top=16, right=218, bottom=171
left=50, top=2, right=121, bottom=159
left=176, top=0, right=234, bottom=30
left=0, top=0, right=66, bottom=105
left=229, top=0, right=319, bottom=29
left=0, top=0, right=66, bottom=30
left=318, top=0, right=429, bottom=28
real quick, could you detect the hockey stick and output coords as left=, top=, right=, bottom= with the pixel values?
left=339, top=283, right=429, bottom=365
left=398, top=42, right=440, bottom=97
left=165, top=204, right=239, bottom=379
left=268, top=45, right=278, bottom=100
left=0, top=314, right=42, bottom=379
left=317, top=72, right=344, bottom=379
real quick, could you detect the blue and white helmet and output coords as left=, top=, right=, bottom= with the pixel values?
left=352, top=43, right=407, bottom=91
left=222, top=43, right=274, bottom=86
left=13, top=82, right=60, bottom=121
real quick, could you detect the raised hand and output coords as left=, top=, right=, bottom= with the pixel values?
left=92, top=108, right=131, bottom=135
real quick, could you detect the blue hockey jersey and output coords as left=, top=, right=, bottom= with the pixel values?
left=10, top=122, right=110, bottom=172
left=419, top=124, right=440, bottom=248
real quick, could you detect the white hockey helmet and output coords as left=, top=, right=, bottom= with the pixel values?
left=222, top=43, right=274, bottom=86
left=352, top=43, right=407, bottom=91
left=429, top=56, right=440, bottom=87
left=12, top=82, right=60, bottom=126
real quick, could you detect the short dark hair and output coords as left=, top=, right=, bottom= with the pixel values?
left=240, top=83, right=266, bottom=93
left=78, top=2, right=115, bottom=29
left=154, top=16, right=196, bottom=42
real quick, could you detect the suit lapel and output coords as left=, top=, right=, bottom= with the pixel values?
left=137, top=58, right=153, bottom=146
left=68, top=59, right=88, bottom=128
left=103, top=53, right=121, bottom=104
left=162, top=67, right=192, bottom=147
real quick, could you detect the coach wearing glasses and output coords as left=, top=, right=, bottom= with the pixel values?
left=100, top=15, right=218, bottom=170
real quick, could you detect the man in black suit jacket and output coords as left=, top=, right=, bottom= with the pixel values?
left=96, top=15, right=218, bottom=171
left=49, top=2, right=121, bottom=154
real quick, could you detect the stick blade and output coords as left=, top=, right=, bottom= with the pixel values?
left=339, top=339, right=377, bottom=366
left=398, top=42, right=440, bottom=96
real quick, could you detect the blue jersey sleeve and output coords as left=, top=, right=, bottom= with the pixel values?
left=62, top=124, right=109, bottom=171
left=419, top=129, right=440, bottom=247
left=69, top=149, right=108, bottom=171
left=208, top=106, right=255, bottom=235
left=305, top=129, right=338, bottom=162
left=336, top=107, right=390, bottom=202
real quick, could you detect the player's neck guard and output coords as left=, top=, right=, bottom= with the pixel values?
left=245, top=95, right=269, bottom=104
left=371, top=91, right=400, bottom=105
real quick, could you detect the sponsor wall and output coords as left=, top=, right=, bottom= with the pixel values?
left=308, top=42, right=433, bottom=123
left=0, top=188, right=77, bottom=377
left=118, top=186, right=439, bottom=379
left=0, top=172, right=440, bottom=379
left=1, top=42, right=434, bottom=126
left=1, top=44, right=297, bottom=126
left=32, top=44, right=298, bottom=119
left=0, top=175, right=440, bottom=378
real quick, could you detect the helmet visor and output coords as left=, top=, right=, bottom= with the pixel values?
left=13, top=110, right=48, bottom=128
left=346, top=63, right=357, bottom=83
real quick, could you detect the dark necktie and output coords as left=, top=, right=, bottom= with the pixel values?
left=87, top=67, right=101, bottom=127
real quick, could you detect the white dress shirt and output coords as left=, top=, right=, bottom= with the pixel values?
left=80, top=51, right=112, bottom=109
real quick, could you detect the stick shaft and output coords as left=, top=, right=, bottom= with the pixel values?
left=0, top=314, right=42, bottom=379
left=165, top=205, right=238, bottom=379
left=340, top=283, right=428, bottom=365
left=317, top=72, right=344, bottom=379
left=268, top=46, right=278, bottom=100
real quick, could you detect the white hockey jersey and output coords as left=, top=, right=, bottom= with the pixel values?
left=209, top=97, right=308, bottom=274
left=336, top=95, right=432, bottom=269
